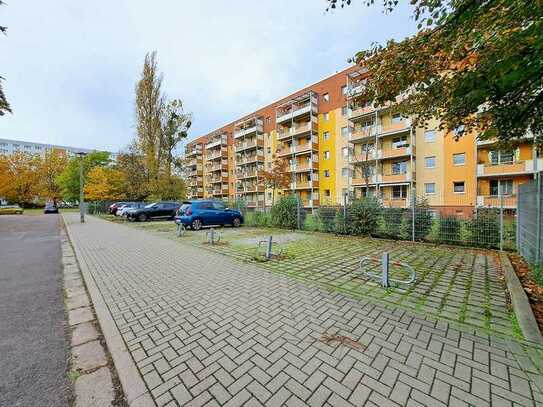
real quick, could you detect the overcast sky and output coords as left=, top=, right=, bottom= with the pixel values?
left=0, top=1, right=416, bottom=153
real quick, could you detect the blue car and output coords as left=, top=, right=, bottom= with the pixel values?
left=175, top=200, right=243, bottom=230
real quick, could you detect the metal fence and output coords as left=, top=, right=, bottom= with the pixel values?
left=518, top=176, right=543, bottom=264
left=238, top=192, right=517, bottom=251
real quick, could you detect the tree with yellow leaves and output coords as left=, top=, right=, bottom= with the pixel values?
left=0, top=151, right=41, bottom=206
left=84, top=166, right=128, bottom=201
left=38, top=148, right=68, bottom=204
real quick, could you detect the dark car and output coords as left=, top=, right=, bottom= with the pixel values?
left=109, top=202, right=129, bottom=215
left=174, top=200, right=243, bottom=230
left=44, top=203, right=59, bottom=214
left=127, top=202, right=180, bottom=222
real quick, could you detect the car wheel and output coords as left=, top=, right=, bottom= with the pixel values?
left=138, top=213, right=148, bottom=222
left=232, top=217, right=241, bottom=227
left=191, top=219, right=202, bottom=230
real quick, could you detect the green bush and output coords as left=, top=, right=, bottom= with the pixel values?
left=334, top=209, right=348, bottom=234
left=380, top=208, right=405, bottom=239
left=437, top=216, right=461, bottom=244
left=270, top=195, right=298, bottom=229
left=346, top=197, right=382, bottom=236
left=317, top=206, right=337, bottom=233
left=245, top=211, right=270, bottom=227
left=402, top=198, right=433, bottom=241
left=466, top=210, right=500, bottom=248
left=303, top=214, right=319, bottom=231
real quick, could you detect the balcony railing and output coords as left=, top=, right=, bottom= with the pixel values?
left=276, top=99, right=318, bottom=124
left=381, top=198, right=409, bottom=208
left=207, top=150, right=227, bottom=161
left=350, top=126, right=379, bottom=142
left=206, top=136, right=228, bottom=150
left=233, top=122, right=263, bottom=139
left=276, top=121, right=318, bottom=140
left=236, top=154, right=265, bottom=164
left=379, top=119, right=412, bottom=136
left=301, top=198, right=320, bottom=208
left=477, top=195, right=517, bottom=209
left=351, top=174, right=378, bottom=185
left=349, top=105, right=376, bottom=120
left=291, top=162, right=318, bottom=172
left=477, top=160, right=532, bottom=177
left=380, top=171, right=413, bottom=183
left=234, top=137, right=264, bottom=152
left=381, top=146, right=413, bottom=159
left=236, top=169, right=261, bottom=179
left=290, top=180, right=319, bottom=190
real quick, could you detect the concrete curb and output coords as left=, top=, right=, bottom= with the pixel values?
left=501, top=253, right=543, bottom=344
left=62, top=214, right=155, bottom=407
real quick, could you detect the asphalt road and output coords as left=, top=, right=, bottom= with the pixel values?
left=0, top=214, right=70, bottom=406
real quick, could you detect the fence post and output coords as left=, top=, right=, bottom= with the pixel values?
left=537, top=173, right=542, bottom=264
left=499, top=192, right=504, bottom=252
left=343, top=193, right=348, bottom=234
left=411, top=188, right=416, bottom=242
left=296, top=195, right=301, bottom=230
left=516, top=198, right=520, bottom=252
left=381, top=252, right=390, bottom=288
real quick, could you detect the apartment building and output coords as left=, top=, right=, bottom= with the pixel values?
left=0, top=138, right=96, bottom=157
left=184, top=66, right=540, bottom=213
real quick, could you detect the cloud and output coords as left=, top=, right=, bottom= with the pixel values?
left=0, top=0, right=416, bottom=152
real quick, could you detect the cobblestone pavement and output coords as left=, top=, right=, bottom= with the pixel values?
left=127, top=221, right=513, bottom=336
left=66, top=214, right=543, bottom=407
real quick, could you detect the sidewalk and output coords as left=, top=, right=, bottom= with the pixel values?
left=64, top=214, right=543, bottom=407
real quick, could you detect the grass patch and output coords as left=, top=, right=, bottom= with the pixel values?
left=531, top=264, right=543, bottom=287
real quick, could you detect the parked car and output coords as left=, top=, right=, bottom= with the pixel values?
left=126, top=202, right=180, bottom=222
left=109, top=202, right=129, bottom=215
left=0, top=204, right=23, bottom=215
left=117, top=202, right=146, bottom=217
left=44, top=203, right=59, bottom=214
left=175, top=200, right=243, bottom=230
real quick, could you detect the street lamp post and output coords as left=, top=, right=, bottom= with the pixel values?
left=76, top=152, right=87, bottom=223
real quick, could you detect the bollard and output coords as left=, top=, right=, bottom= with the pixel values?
left=265, top=236, right=273, bottom=260
left=205, top=228, right=220, bottom=245
left=381, top=252, right=390, bottom=288
left=176, top=223, right=186, bottom=237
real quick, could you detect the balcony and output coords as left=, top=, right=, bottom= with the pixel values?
left=378, top=119, right=412, bottom=137
left=301, top=199, right=320, bottom=208
left=210, top=163, right=228, bottom=172
left=382, top=198, right=409, bottom=208
left=477, top=160, right=541, bottom=177
left=237, top=154, right=265, bottom=165
left=237, top=184, right=265, bottom=194
left=209, top=175, right=229, bottom=184
left=381, top=146, right=413, bottom=159
left=477, top=195, right=517, bottom=209
left=207, top=150, right=228, bottom=161
left=186, top=147, right=203, bottom=157
left=352, top=151, right=379, bottom=163
left=233, top=122, right=263, bottom=139
left=380, top=171, right=413, bottom=184
left=206, top=135, right=228, bottom=150
left=236, top=169, right=261, bottom=179
left=234, top=136, right=264, bottom=153
left=276, top=98, right=318, bottom=124
left=277, top=120, right=318, bottom=141
left=291, top=161, right=318, bottom=172
left=349, top=105, right=376, bottom=120
left=352, top=174, right=378, bottom=185
left=350, top=126, right=379, bottom=142
left=290, top=180, right=319, bottom=190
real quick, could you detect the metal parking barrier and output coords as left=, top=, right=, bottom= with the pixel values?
left=359, top=252, right=416, bottom=288
left=204, top=228, right=221, bottom=245
left=256, top=236, right=283, bottom=260
left=176, top=223, right=186, bottom=237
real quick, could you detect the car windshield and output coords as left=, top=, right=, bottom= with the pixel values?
left=180, top=204, right=190, bottom=212
left=144, top=203, right=157, bottom=208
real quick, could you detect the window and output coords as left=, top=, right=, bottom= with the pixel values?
left=361, top=119, right=374, bottom=129
left=24, top=145, right=32, bottom=150
left=266, top=117, right=271, bottom=124
left=454, top=125, right=465, bottom=137
left=453, top=153, right=465, bottom=166
left=489, top=150, right=514, bottom=165
left=267, top=192, right=272, bottom=199
left=324, top=151, right=330, bottom=160
left=425, top=183, right=436, bottom=194
left=342, top=147, right=349, bottom=158
left=424, top=130, right=436, bottom=142
left=453, top=181, right=465, bottom=193
left=392, top=185, right=408, bottom=199
left=341, top=106, right=349, bottom=116
left=391, top=161, right=408, bottom=175
left=323, top=93, right=329, bottom=102
left=490, top=179, right=513, bottom=196
left=425, top=156, right=436, bottom=168
left=267, top=147, right=271, bottom=154
left=323, top=112, right=329, bottom=121
left=339, top=127, right=349, bottom=138
left=391, top=113, right=403, bottom=124
left=323, top=131, right=330, bottom=141
left=324, top=169, right=330, bottom=178
left=341, top=167, right=350, bottom=177
left=212, top=202, right=225, bottom=210
left=341, top=85, right=348, bottom=96
left=392, top=136, right=409, bottom=149
left=324, top=189, right=331, bottom=197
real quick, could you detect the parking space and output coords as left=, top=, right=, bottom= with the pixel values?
left=67, top=214, right=543, bottom=406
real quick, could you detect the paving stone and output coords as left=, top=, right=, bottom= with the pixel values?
left=66, top=293, right=91, bottom=310
left=71, top=322, right=99, bottom=346
left=72, top=340, right=107, bottom=372
left=74, top=367, right=114, bottom=407
left=68, top=307, right=94, bottom=326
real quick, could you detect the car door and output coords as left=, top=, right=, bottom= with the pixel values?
left=149, top=204, right=163, bottom=219
left=197, top=202, right=215, bottom=225
left=211, top=201, right=228, bottom=225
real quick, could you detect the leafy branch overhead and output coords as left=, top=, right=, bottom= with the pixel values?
left=327, top=0, right=543, bottom=145
left=0, top=1, right=11, bottom=116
